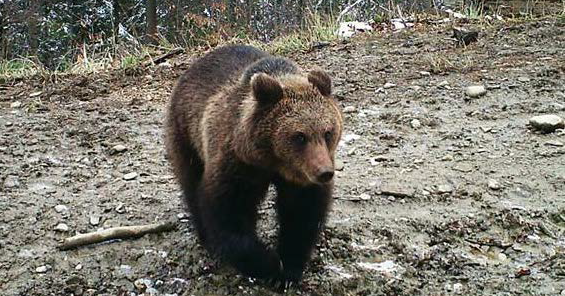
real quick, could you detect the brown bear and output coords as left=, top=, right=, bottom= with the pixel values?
left=165, top=45, right=343, bottom=285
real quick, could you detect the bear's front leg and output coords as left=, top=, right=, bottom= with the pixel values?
left=274, top=180, right=332, bottom=283
left=197, top=167, right=282, bottom=280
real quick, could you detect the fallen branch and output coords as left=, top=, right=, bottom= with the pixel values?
left=147, top=48, right=184, bottom=66
left=59, top=220, right=177, bottom=250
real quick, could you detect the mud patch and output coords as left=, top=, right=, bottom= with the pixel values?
left=1, top=17, right=564, bottom=295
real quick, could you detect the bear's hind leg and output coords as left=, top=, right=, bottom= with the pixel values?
left=274, top=180, right=332, bottom=282
left=198, top=169, right=282, bottom=279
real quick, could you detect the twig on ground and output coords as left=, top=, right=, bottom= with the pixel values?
left=147, top=48, right=184, bottom=66
left=59, top=220, right=177, bottom=250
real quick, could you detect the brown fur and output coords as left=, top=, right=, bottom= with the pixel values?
left=165, top=45, right=343, bottom=285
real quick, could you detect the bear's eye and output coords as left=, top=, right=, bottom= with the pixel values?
left=324, top=130, right=333, bottom=143
left=291, top=132, right=308, bottom=147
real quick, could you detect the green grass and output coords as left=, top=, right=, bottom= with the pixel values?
left=120, top=55, right=142, bottom=70
left=0, top=59, right=44, bottom=81
left=558, top=11, right=565, bottom=24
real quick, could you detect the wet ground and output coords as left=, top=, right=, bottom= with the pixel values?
left=1, top=16, right=564, bottom=296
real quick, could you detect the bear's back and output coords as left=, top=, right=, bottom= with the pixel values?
left=174, top=45, right=269, bottom=106
left=167, top=45, right=269, bottom=158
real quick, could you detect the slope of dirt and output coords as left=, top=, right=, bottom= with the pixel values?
left=1, top=17, right=564, bottom=296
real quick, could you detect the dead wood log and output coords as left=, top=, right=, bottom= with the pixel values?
left=59, top=220, right=177, bottom=250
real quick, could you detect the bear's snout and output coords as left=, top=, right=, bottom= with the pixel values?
left=308, top=144, right=335, bottom=184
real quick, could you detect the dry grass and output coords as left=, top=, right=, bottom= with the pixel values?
left=421, top=51, right=478, bottom=74
left=1, top=3, right=563, bottom=82
left=246, top=12, right=338, bottom=55
left=1, top=13, right=338, bottom=82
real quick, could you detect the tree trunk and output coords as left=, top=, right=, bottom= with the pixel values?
left=0, top=4, right=5, bottom=60
left=113, top=0, right=120, bottom=45
left=146, top=0, right=158, bottom=44
left=27, top=0, right=40, bottom=57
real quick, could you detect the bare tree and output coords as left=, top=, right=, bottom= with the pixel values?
left=113, top=0, right=120, bottom=45
left=146, top=0, right=158, bottom=43
left=27, top=0, right=41, bottom=57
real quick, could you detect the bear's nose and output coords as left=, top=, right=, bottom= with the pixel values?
left=317, top=170, right=334, bottom=183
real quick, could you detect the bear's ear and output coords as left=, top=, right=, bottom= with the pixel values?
left=251, top=73, right=283, bottom=105
left=308, top=69, right=332, bottom=96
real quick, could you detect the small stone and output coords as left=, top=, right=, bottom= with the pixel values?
left=75, top=264, right=83, bottom=270
left=54, top=205, right=68, bottom=213
left=123, top=172, right=138, bottom=180
left=11, top=101, right=22, bottom=108
left=134, top=278, right=153, bottom=290
left=419, top=71, right=431, bottom=76
left=177, top=212, right=188, bottom=220
left=480, top=126, right=491, bottom=133
left=453, top=163, right=473, bottom=172
left=159, top=62, right=172, bottom=69
left=335, top=159, right=345, bottom=171
left=359, top=193, right=371, bottom=200
left=111, top=144, right=127, bottom=153
left=144, top=75, right=153, bottom=80
left=410, top=119, right=421, bottom=129
left=29, top=91, right=43, bottom=97
left=118, top=264, right=134, bottom=280
left=383, top=82, right=396, bottom=89
left=380, top=183, right=414, bottom=198
left=437, top=80, right=450, bottom=88
left=437, top=184, right=453, bottom=194
left=529, top=114, right=565, bottom=133
left=453, top=283, right=463, bottom=294
left=343, top=134, right=360, bottom=144
left=17, top=249, right=34, bottom=258
left=343, top=106, right=356, bottom=113
left=373, top=155, right=389, bottom=162
left=115, top=203, right=126, bottom=214
left=488, top=179, right=501, bottom=190
left=55, top=223, right=69, bottom=232
left=441, top=154, right=454, bottom=161
left=465, top=85, right=487, bottom=98
left=3, top=175, right=20, bottom=188
left=35, top=265, right=50, bottom=273
left=90, top=215, right=100, bottom=226
left=517, top=76, right=530, bottom=82
left=545, top=140, right=564, bottom=147
left=370, top=155, right=391, bottom=166
left=5, top=121, right=13, bottom=126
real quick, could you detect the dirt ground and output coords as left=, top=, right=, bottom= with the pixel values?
left=1, top=16, right=564, bottom=296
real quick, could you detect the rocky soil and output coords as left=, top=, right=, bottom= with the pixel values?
left=1, top=16, right=564, bottom=296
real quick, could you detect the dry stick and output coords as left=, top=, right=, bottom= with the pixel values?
left=59, top=221, right=177, bottom=251
left=151, top=48, right=184, bottom=65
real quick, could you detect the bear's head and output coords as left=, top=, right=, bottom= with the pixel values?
left=239, top=69, right=343, bottom=186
